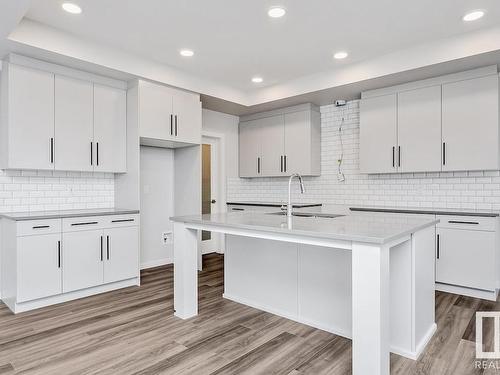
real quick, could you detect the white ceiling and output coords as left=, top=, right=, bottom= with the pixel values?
left=25, top=0, right=500, bottom=92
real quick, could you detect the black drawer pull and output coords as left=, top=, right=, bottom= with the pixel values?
left=58, top=240, right=61, bottom=268
left=71, top=221, right=98, bottom=226
left=33, top=225, right=50, bottom=229
left=231, top=208, right=245, bottom=211
left=448, top=220, right=479, bottom=225
left=111, top=219, right=135, bottom=223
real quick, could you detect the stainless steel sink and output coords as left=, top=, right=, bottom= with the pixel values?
left=268, top=211, right=344, bottom=219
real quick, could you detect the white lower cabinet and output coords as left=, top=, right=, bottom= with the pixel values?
left=17, top=234, right=62, bottom=302
left=1, top=214, right=140, bottom=313
left=103, top=226, right=139, bottom=284
left=63, top=229, right=104, bottom=293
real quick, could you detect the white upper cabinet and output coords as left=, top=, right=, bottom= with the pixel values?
left=360, top=66, right=499, bottom=174
left=260, top=115, right=284, bottom=176
left=442, top=75, right=499, bottom=171
left=239, top=119, right=262, bottom=177
left=1, top=64, right=55, bottom=170
left=138, top=80, right=173, bottom=140
left=93, top=84, right=127, bottom=173
left=0, top=57, right=127, bottom=173
left=172, top=89, right=202, bottom=144
left=238, top=104, right=321, bottom=178
left=55, top=75, right=94, bottom=172
left=398, top=85, right=442, bottom=173
left=359, top=94, right=398, bottom=174
left=137, top=80, right=202, bottom=147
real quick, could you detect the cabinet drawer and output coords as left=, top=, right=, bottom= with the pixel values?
left=436, top=215, right=496, bottom=231
left=17, top=219, right=62, bottom=236
left=62, top=216, right=105, bottom=232
left=103, top=214, right=140, bottom=228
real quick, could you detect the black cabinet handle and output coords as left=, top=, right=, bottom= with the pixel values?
left=57, top=240, right=61, bottom=268
left=33, top=225, right=50, bottom=229
left=448, top=220, right=479, bottom=225
left=71, top=221, right=98, bottom=226
left=280, top=156, right=283, bottom=172
left=170, top=114, right=173, bottom=135
left=436, top=234, right=440, bottom=259
left=398, top=146, right=401, bottom=168
left=231, top=207, right=245, bottom=211
left=284, top=155, right=287, bottom=172
left=106, top=235, right=110, bottom=260
left=100, top=235, right=103, bottom=261
left=96, top=142, right=99, bottom=166
left=392, top=146, right=395, bottom=168
left=90, top=142, right=93, bottom=166
left=257, top=157, right=261, bottom=174
left=443, top=142, right=446, bottom=165
left=50, top=138, right=54, bottom=164
left=111, top=219, right=135, bottom=223
left=175, top=115, right=178, bottom=136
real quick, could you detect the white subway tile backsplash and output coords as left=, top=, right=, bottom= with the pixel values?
left=0, top=169, right=114, bottom=213
left=227, top=100, right=500, bottom=210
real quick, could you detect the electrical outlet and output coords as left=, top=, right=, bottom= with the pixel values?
left=162, top=231, right=173, bottom=245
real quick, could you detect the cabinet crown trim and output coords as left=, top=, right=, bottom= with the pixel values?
left=240, top=103, right=319, bottom=123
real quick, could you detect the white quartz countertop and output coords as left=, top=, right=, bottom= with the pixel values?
left=0, top=208, right=139, bottom=221
left=171, top=207, right=439, bottom=244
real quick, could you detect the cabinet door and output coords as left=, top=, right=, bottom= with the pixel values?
left=172, top=90, right=202, bottom=144
left=436, top=228, right=495, bottom=291
left=442, top=75, right=499, bottom=171
left=398, top=86, right=442, bottom=172
left=359, top=94, right=398, bottom=173
left=138, top=81, right=174, bottom=140
left=260, top=115, right=284, bottom=176
left=93, top=84, right=127, bottom=173
left=54, top=75, right=94, bottom=171
left=239, top=120, right=262, bottom=177
left=17, top=234, right=62, bottom=302
left=284, top=111, right=311, bottom=175
left=62, top=230, right=104, bottom=292
left=103, top=226, right=139, bottom=283
left=6, top=64, right=55, bottom=170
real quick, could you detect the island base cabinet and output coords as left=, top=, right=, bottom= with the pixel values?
left=436, top=228, right=496, bottom=291
left=17, top=234, right=62, bottom=303
left=103, top=226, right=139, bottom=284
left=62, top=230, right=104, bottom=293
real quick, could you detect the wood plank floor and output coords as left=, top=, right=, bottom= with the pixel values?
left=0, top=253, right=498, bottom=374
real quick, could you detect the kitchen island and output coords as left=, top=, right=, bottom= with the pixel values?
left=170, top=209, right=438, bottom=375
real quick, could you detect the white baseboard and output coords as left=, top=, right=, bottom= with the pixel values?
left=436, top=282, right=498, bottom=301
left=223, top=292, right=425, bottom=360
left=140, top=258, right=172, bottom=270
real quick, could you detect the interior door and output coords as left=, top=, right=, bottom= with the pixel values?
left=54, top=75, right=94, bottom=171
left=398, top=86, right=442, bottom=172
left=239, top=120, right=262, bottom=177
left=442, top=75, right=499, bottom=171
left=103, top=226, right=139, bottom=283
left=173, top=90, right=202, bottom=144
left=7, top=64, right=55, bottom=170
left=284, top=110, right=311, bottom=175
left=359, top=94, right=398, bottom=173
left=62, top=230, right=104, bottom=292
left=436, top=228, right=495, bottom=291
left=201, top=138, right=221, bottom=255
left=260, top=115, right=285, bottom=176
left=93, top=84, right=127, bottom=173
left=139, top=81, right=173, bottom=140
left=17, top=234, right=62, bottom=302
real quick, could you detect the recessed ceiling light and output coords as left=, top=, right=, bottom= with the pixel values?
left=252, top=77, right=263, bottom=83
left=268, top=7, right=286, bottom=18
left=62, top=2, right=82, bottom=14
left=334, top=51, right=348, bottom=59
left=463, top=10, right=485, bottom=21
left=180, top=49, right=194, bottom=57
